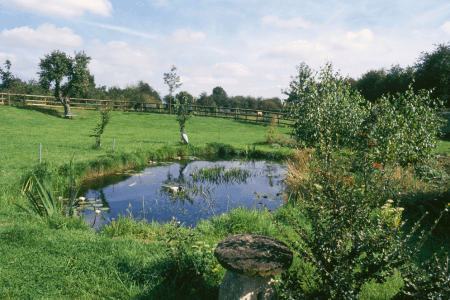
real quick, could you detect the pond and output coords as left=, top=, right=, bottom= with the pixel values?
left=78, top=159, right=288, bottom=230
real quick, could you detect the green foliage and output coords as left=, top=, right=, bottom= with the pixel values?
left=284, top=61, right=368, bottom=155
left=38, top=50, right=94, bottom=115
left=0, top=59, right=20, bottom=91
left=17, top=160, right=79, bottom=218
left=358, top=83, right=445, bottom=165
left=90, top=108, right=112, bottom=147
left=174, top=95, right=196, bottom=135
left=146, top=218, right=221, bottom=300
left=414, top=164, right=448, bottom=183
left=414, top=42, right=450, bottom=107
left=354, top=65, right=415, bottom=103
left=267, top=155, right=450, bottom=299
left=163, top=65, right=182, bottom=114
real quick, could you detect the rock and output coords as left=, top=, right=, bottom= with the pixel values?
left=214, top=233, right=293, bottom=277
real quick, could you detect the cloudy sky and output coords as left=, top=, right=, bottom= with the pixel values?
left=1, top=0, right=450, bottom=99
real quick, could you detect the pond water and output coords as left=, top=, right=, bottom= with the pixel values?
left=79, top=159, right=288, bottom=230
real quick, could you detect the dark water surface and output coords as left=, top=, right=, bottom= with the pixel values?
left=80, top=159, right=287, bottom=230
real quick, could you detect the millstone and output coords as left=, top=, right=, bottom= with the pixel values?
left=214, top=233, right=293, bottom=278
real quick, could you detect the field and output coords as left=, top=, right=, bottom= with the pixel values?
left=1, top=104, right=449, bottom=299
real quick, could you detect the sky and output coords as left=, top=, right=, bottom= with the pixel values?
left=1, top=0, right=450, bottom=100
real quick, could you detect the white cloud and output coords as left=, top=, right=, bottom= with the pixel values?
left=1, top=0, right=113, bottom=18
left=269, top=39, right=329, bottom=59
left=0, top=23, right=83, bottom=50
left=82, top=21, right=157, bottom=39
left=192, top=76, right=239, bottom=85
left=329, top=28, right=374, bottom=51
left=171, top=29, right=206, bottom=43
left=211, top=62, right=253, bottom=77
left=0, top=52, right=17, bottom=62
left=261, top=15, right=311, bottom=29
left=85, top=40, right=157, bottom=87
left=264, top=73, right=276, bottom=81
left=440, top=21, right=450, bottom=34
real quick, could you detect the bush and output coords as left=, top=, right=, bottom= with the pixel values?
left=284, top=61, right=368, bottom=154
left=267, top=152, right=449, bottom=299
left=357, top=83, right=445, bottom=165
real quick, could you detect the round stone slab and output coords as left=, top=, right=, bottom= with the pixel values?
left=214, top=233, right=293, bottom=278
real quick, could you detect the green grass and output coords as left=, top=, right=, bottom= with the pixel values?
left=0, top=105, right=293, bottom=188
left=1, top=105, right=449, bottom=299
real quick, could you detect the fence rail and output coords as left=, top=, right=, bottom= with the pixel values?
left=0, top=92, right=294, bottom=126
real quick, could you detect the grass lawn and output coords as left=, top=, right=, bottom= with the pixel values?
left=0, top=105, right=293, bottom=188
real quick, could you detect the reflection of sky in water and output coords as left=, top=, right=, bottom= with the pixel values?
left=81, top=160, right=287, bottom=230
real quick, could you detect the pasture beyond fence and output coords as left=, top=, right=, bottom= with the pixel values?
left=0, top=92, right=293, bottom=126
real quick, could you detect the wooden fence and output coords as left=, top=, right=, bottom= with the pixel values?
left=0, top=92, right=294, bottom=126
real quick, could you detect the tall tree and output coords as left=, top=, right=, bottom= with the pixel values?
left=163, top=65, right=182, bottom=115
left=38, top=50, right=94, bottom=116
left=414, top=43, right=450, bottom=106
left=354, top=68, right=387, bottom=102
left=212, top=86, right=228, bottom=107
left=0, top=59, right=19, bottom=91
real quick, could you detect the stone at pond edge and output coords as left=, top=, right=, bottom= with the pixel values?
left=214, top=233, right=293, bottom=278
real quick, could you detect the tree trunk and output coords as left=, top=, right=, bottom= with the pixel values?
left=56, top=88, right=71, bottom=116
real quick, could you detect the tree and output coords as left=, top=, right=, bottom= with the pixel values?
left=163, top=65, right=182, bottom=115
left=38, top=50, right=94, bottom=116
left=414, top=43, right=450, bottom=107
left=212, top=86, right=228, bottom=107
left=175, top=91, right=194, bottom=104
left=174, top=95, right=196, bottom=142
left=0, top=59, right=20, bottom=91
left=354, top=68, right=387, bottom=102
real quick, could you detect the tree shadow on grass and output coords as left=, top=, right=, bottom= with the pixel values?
left=116, top=256, right=220, bottom=300
left=17, top=105, right=64, bottom=118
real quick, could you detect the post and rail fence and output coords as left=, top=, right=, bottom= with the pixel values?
left=0, top=92, right=294, bottom=126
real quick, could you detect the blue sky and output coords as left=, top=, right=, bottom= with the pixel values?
left=1, top=0, right=450, bottom=99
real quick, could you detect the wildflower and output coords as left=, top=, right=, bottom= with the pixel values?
left=387, top=200, right=394, bottom=203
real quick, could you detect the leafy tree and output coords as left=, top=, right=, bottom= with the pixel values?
left=414, top=43, right=450, bottom=107
left=384, top=64, right=414, bottom=97
left=284, top=61, right=367, bottom=157
left=354, top=68, right=387, bottom=102
left=196, top=91, right=215, bottom=107
left=38, top=50, right=94, bottom=116
left=212, top=86, right=228, bottom=107
left=174, top=95, right=196, bottom=141
left=90, top=108, right=111, bottom=148
left=163, top=65, right=182, bottom=115
left=0, top=59, right=21, bottom=91
left=175, top=91, right=194, bottom=104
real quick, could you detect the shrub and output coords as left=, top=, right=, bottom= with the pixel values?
left=263, top=153, right=449, bottom=299
left=357, top=83, right=446, bottom=165
left=283, top=61, right=368, bottom=155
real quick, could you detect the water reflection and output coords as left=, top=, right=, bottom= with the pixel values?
left=80, top=160, right=287, bottom=230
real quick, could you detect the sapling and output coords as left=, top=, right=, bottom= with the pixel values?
left=91, top=108, right=111, bottom=147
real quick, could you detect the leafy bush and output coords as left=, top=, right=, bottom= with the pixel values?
left=283, top=61, right=368, bottom=154
left=265, top=153, right=449, bottom=299
left=357, top=84, right=445, bottom=165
